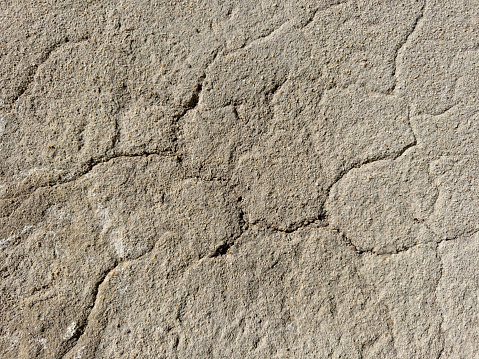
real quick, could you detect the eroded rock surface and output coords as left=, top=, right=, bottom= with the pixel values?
left=1, top=0, right=477, bottom=358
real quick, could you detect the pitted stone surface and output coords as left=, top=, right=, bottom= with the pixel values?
left=326, top=146, right=438, bottom=254
left=1, top=1, right=478, bottom=358
left=64, top=229, right=443, bottom=359
left=436, top=232, right=479, bottom=358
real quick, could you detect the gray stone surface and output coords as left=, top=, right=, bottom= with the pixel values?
left=0, top=0, right=477, bottom=358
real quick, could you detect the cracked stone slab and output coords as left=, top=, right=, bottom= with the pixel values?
left=304, top=0, right=426, bottom=93
left=396, top=0, right=479, bottom=115
left=1, top=0, right=478, bottom=358
left=0, top=155, right=241, bottom=358
left=326, top=146, right=438, bottom=254
left=64, top=228, right=442, bottom=359
left=410, top=106, right=479, bottom=156
left=233, top=85, right=415, bottom=231
left=359, top=242, right=443, bottom=358
left=436, top=232, right=479, bottom=358
left=428, top=156, right=479, bottom=240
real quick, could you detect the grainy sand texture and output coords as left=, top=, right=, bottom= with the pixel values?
left=0, top=1, right=478, bottom=358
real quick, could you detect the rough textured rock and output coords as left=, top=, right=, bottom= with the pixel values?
left=1, top=0, right=477, bottom=358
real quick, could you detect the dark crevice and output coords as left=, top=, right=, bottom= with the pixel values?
left=434, top=245, right=446, bottom=359
left=225, top=22, right=289, bottom=55
left=4, top=3, right=472, bottom=357
left=176, top=296, right=187, bottom=324
left=324, top=98, right=418, bottom=209
left=301, top=9, right=320, bottom=30
left=228, top=127, right=417, bottom=243
left=72, top=150, right=235, bottom=188
left=337, top=230, right=420, bottom=256
left=1, top=151, right=231, bottom=227
left=61, top=208, right=252, bottom=354
left=438, top=229, right=479, bottom=243
left=257, top=213, right=329, bottom=235
left=187, top=174, right=230, bottom=184
left=111, top=118, right=121, bottom=150
left=184, top=84, right=201, bottom=109
left=171, top=79, right=203, bottom=155
left=426, top=102, right=458, bottom=117
left=59, top=227, right=477, bottom=357
left=359, top=335, right=381, bottom=359
left=208, top=199, right=246, bottom=258
left=265, top=78, right=287, bottom=100
left=27, top=163, right=239, bottom=351
left=11, top=67, right=37, bottom=105
left=208, top=241, right=232, bottom=258
left=9, top=42, right=218, bottom=200
left=4, top=151, right=179, bottom=198
left=339, top=228, right=478, bottom=257
left=61, top=224, right=192, bottom=358
left=170, top=47, right=221, bottom=159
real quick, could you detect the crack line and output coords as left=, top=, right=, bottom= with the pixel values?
left=226, top=120, right=418, bottom=241
left=5, top=46, right=221, bottom=199
left=60, top=205, right=249, bottom=356
left=207, top=199, right=246, bottom=258
left=12, top=37, right=90, bottom=107
left=390, top=0, right=426, bottom=93
left=434, top=244, right=446, bottom=359
left=60, top=229, right=178, bottom=358
left=225, top=21, right=290, bottom=56
left=58, top=259, right=118, bottom=358
left=300, top=1, right=347, bottom=30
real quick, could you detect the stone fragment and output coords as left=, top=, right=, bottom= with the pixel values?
left=234, top=85, right=415, bottom=230
left=65, top=228, right=443, bottom=359
left=326, top=147, right=438, bottom=253
left=396, top=0, right=479, bottom=115
left=436, top=232, right=479, bottom=358
left=0, top=156, right=240, bottom=358
left=428, top=156, right=479, bottom=240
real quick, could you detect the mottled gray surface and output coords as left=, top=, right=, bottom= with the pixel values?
left=0, top=1, right=478, bottom=358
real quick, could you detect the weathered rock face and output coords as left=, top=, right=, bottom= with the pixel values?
left=0, top=1, right=477, bottom=358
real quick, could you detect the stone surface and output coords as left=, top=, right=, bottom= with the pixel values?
left=1, top=0, right=477, bottom=358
